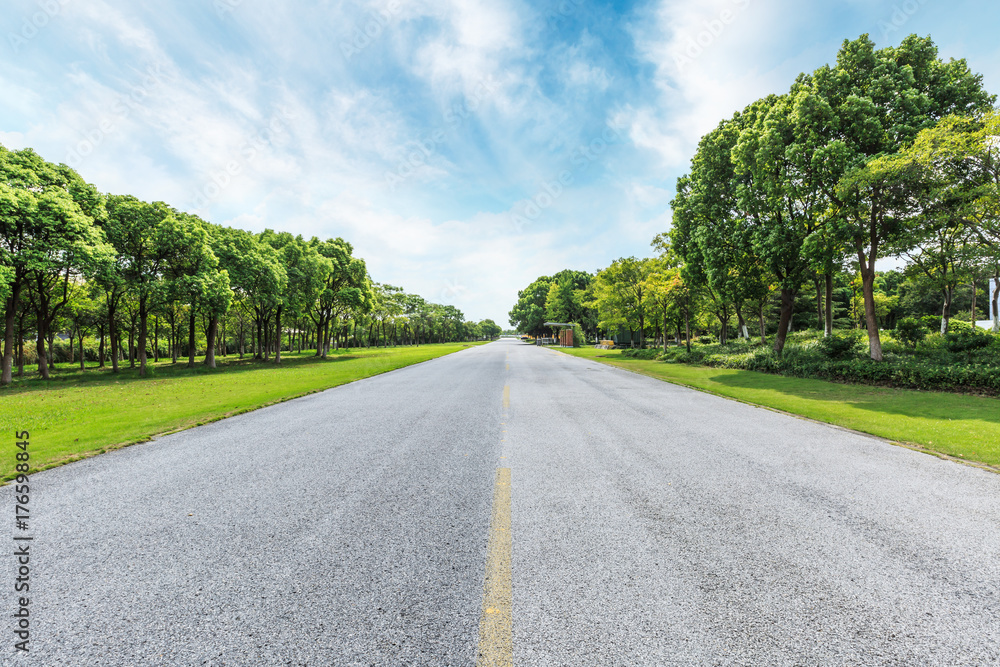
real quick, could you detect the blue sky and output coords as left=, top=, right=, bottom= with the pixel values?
left=2, top=0, right=999, bottom=325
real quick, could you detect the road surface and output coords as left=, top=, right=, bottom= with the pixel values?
left=4, top=339, right=999, bottom=665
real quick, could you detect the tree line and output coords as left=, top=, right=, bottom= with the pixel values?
left=511, top=35, right=1000, bottom=357
left=0, top=146, right=502, bottom=385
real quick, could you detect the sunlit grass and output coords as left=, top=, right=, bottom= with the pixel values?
left=0, top=343, right=486, bottom=480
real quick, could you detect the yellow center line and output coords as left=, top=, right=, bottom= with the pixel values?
left=477, top=468, right=512, bottom=666
left=502, top=385, right=510, bottom=410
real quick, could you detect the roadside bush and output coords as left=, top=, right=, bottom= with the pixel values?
left=921, top=315, right=942, bottom=332
left=894, top=317, right=928, bottom=350
left=944, top=327, right=995, bottom=363
left=696, top=335, right=714, bottom=344
left=816, top=332, right=863, bottom=360
left=949, top=319, right=973, bottom=333
left=656, top=329, right=1000, bottom=394
left=620, top=348, right=662, bottom=360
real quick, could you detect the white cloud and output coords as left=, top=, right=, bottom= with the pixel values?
left=625, top=0, right=823, bottom=172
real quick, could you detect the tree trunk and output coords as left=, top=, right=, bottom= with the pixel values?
left=188, top=306, right=197, bottom=367
left=138, top=300, right=149, bottom=378
left=992, top=269, right=999, bottom=333
left=204, top=315, right=218, bottom=368
left=68, top=330, right=75, bottom=364
left=36, top=327, right=49, bottom=380
left=970, top=277, right=978, bottom=326
left=824, top=273, right=833, bottom=337
left=98, top=328, right=106, bottom=368
left=168, top=315, right=176, bottom=363
left=815, top=277, right=823, bottom=331
left=735, top=303, right=748, bottom=340
left=48, top=331, right=56, bottom=370
left=772, top=288, right=795, bottom=354
left=940, top=286, right=952, bottom=335
left=263, top=316, right=271, bottom=361
left=128, top=324, right=135, bottom=369
left=1, top=278, right=22, bottom=385
left=859, top=267, right=883, bottom=361
left=684, top=308, right=691, bottom=353
left=758, top=305, right=766, bottom=344
left=109, top=304, right=120, bottom=372
left=79, top=333, right=85, bottom=371
left=274, top=306, right=282, bottom=364
left=17, top=315, right=25, bottom=377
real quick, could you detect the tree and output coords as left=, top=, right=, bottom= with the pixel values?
left=898, top=111, right=1000, bottom=331
left=368, top=283, right=405, bottom=347
left=105, top=195, right=196, bottom=377
left=63, top=281, right=99, bottom=370
left=509, top=276, right=555, bottom=336
left=261, top=231, right=326, bottom=362
left=734, top=94, right=831, bottom=350
left=162, top=213, right=226, bottom=367
left=590, top=257, right=653, bottom=347
left=214, top=226, right=286, bottom=361
left=309, top=237, right=369, bottom=358
left=0, top=147, right=112, bottom=382
left=798, top=35, right=995, bottom=359
left=644, top=261, right=684, bottom=352
left=478, top=319, right=502, bottom=340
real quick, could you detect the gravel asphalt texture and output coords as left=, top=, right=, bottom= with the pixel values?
left=3, top=339, right=999, bottom=665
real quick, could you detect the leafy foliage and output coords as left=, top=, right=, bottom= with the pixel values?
left=894, top=317, right=928, bottom=349
left=816, top=332, right=864, bottom=359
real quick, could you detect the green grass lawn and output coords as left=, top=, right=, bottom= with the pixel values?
left=0, top=343, right=485, bottom=480
left=558, top=347, right=1000, bottom=470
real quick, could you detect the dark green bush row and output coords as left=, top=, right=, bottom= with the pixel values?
left=655, top=331, right=1000, bottom=394
left=619, top=348, right=664, bottom=360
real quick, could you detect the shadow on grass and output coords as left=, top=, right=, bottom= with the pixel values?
left=705, top=369, right=1000, bottom=425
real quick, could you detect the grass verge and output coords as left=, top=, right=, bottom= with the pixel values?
left=0, top=343, right=485, bottom=481
left=556, top=347, right=1000, bottom=471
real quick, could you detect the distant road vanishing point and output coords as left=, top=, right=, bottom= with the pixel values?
left=7, top=339, right=1000, bottom=665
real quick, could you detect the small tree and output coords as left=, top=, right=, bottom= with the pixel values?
left=894, top=317, right=928, bottom=350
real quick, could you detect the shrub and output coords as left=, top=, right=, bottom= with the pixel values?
left=620, top=348, right=662, bottom=360
left=920, top=315, right=941, bottom=331
left=894, top=317, right=928, bottom=350
left=944, top=327, right=995, bottom=363
left=949, top=319, right=973, bottom=333
left=696, top=335, right=714, bottom=345
left=816, top=332, right=863, bottom=360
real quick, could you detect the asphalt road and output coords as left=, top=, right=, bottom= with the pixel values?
left=4, top=339, right=1000, bottom=665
